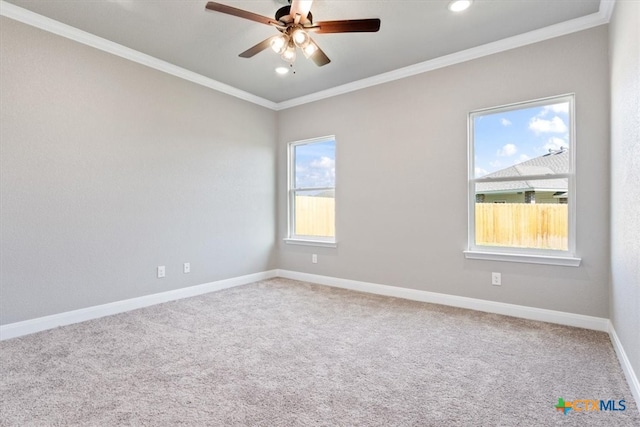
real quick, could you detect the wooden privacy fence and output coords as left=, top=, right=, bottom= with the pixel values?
left=295, top=196, right=335, bottom=237
left=294, top=197, right=568, bottom=250
left=475, top=203, right=568, bottom=250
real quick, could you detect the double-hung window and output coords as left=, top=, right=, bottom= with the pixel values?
left=286, top=136, right=336, bottom=246
left=465, top=94, right=580, bottom=266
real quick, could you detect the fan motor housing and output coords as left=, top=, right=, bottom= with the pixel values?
left=275, top=6, right=312, bottom=24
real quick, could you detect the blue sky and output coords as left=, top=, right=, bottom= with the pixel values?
left=294, top=139, right=335, bottom=189
left=474, top=101, right=570, bottom=178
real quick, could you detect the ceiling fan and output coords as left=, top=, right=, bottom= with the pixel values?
left=205, top=1, right=381, bottom=66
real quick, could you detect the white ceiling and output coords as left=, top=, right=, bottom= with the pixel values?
left=3, top=1, right=606, bottom=106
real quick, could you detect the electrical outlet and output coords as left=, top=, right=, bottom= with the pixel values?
left=183, top=262, right=190, bottom=274
left=492, top=272, right=501, bottom=286
left=157, top=266, right=166, bottom=278
left=312, top=254, right=318, bottom=264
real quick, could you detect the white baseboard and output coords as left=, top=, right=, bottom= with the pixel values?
left=277, top=269, right=610, bottom=332
left=0, top=270, right=278, bottom=341
left=1, top=268, right=610, bottom=336
left=609, top=322, right=640, bottom=410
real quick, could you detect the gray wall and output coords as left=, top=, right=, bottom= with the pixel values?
left=609, top=1, right=640, bottom=386
left=277, top=26, right=611, bottom=318
left=0, top=18, right=277, bottom=324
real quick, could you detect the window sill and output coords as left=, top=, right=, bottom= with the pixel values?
left=284, top=238, right=338, bottom=248
left=463, top=250, right=581, bottom=267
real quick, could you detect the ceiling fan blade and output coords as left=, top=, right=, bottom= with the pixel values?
left=309, top=42, right=331, bottom=67
left=289, top=0, right=313, bottom=24
left=205, top=2, right=277, bottom=26
left=239, top=37, right=274, bottom=58
left=312, top=19, right=381, bottom=34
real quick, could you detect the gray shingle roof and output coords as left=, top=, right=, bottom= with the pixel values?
left=477, top=149, right=568, bottom=193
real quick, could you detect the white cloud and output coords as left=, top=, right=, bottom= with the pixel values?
left=310, top=156, right=335, bottom=169
left=539, top=103, right=569, bottom=117
left=529, top=116, right=568, bottom=134
left=543, top=137, right=569, bottom=152
left=297, top=156, right=335, bottom=188
left=490, top=160, right=502, bottom=168
left=497, top=143, right=517, bottom=157
left=500, top=118, right=512, bottom=126
left=475, top=167, right=488, bottom=178
left=518, top=154, right=531, bottom=163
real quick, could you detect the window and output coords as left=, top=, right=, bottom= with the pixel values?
left=465, top=95, right=580, bottom=266
left=286, top=136, right=336, bottom=246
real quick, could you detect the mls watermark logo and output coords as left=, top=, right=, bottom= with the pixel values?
left=555, top=397, right=626, bottom=415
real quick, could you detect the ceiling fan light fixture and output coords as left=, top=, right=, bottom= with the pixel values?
left=281, top=43, right=297, bottom=63
left=291, top=27, right=310, bottom=48
left=302, top=41, right=318, bottom=58
left=448, top=0, right=472, bottom=12
left=205, top=1, right=381, bottom=67
left=270, top=34, right=288, bottom=54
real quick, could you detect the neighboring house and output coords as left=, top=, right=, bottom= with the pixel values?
left=314, top=189, right=335, bottom=198
left=476, top=149, right=568, bottom=204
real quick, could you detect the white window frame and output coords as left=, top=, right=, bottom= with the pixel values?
left=284, top=135, right=337, bottom=247
left=464, top=94, right=581, bottom=266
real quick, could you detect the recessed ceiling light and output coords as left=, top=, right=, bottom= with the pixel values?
left=448, top=0, right=472, bottom=13
left=275, top=66, right=289, bottom=75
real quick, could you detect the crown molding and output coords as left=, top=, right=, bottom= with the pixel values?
left=275, top=3, right=614, bottom=110
left=1, top=1, right=614, bottom=112
left=0, top=1, right=278, bottom=110
left=600, top=0, right=616, bottom=22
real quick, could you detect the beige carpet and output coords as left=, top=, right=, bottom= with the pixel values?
left=1, top=278, right=638, bottom=426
